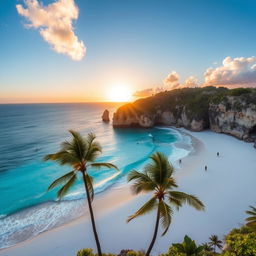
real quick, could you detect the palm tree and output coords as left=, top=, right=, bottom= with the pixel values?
left=202, top=243, right=214, bottom=256
left=245, top=205, right=256, bottom=232
left=44, top=130, right=118, bottom=256
left=208, top=235, right=222, bottom=254
left=127, top=152, right=205, bottom=256
left=173, top=235, right=205, bottom=256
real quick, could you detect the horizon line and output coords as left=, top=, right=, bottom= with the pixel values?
left=0, top=101, right=132, bottom=105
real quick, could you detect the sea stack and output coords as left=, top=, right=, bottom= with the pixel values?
left=102, top=109, right=110, bottom=122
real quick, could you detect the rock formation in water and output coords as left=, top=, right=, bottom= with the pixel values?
left=113, top=87, right=256, bottom=145
left=102, top=109, right=110, bottom=122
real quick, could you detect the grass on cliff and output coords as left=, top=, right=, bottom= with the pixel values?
left=116, top=87, right=256, bottom=120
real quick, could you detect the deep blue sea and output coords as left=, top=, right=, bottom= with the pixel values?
left=0, top=103, right=191, bottom=249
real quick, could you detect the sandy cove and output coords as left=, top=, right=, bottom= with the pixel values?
left=1, top=129, right=255, bottom=256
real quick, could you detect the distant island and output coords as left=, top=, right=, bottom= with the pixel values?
left=113, top=87, right=256, bottom=147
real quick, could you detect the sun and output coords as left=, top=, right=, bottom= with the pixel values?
left=107, top=84, right=133, bottom=102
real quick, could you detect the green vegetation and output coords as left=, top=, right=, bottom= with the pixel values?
left=208, top=235, right=223, bottom=254
left=127, top=152, right=204, bottom=256
left=44, top=130, right=118, bottom=256
left=221, top=226, right=256, bottom=256
left=172, top=235, right=205, bottom=256
left=115, top=87, right=256, bottom=126
left=245, top=205, right=256, bottom=232
left=77, top=227, right=256, bottom=256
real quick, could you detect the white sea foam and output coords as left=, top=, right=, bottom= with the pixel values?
left=0, top=126, right=193, bottom=249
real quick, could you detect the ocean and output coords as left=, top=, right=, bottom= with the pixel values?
left=0, top=103, right=191, bottom=249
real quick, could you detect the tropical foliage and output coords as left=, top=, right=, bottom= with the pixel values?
left=208, top=235, right=222, bottom=254
left=127, top=152, right=205, bottom=256
left=245, top=205, right=256, bottom=232
left=220, top=226, right=256, bottom=256
left=44, top=130, right=118, bottom=256
left=172, top=235, right=205, bottom=256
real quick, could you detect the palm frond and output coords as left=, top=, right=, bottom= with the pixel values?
left=44, top=151, right=79, bottom=166
left=245, top=206, right=256, bottom=230
left=145, top=152, right=174, bottom=185
left=168, top=196, right=182, bottom=210
left=89, top=162, right=119, bottom=171
left=48, top=171, right=75, bottom=191
left=158, top=200, right=172, bottom=236
left=127, top=170, right=156, bottom=195
left=208, top=235, right=223, bottom=249
left=127, top=196, right=157, bottom=222
left=69, top=130, right=87, bottom=160
left=169, top=191, right=205, bottom=211
left=84, top=133, right=102, bottom=162
left=57, top=174, right=76, bottom=199
left=165, top=177, right=178, bottom=189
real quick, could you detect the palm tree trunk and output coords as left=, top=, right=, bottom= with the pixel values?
left=82, top=171, right=102, bottom=256
left=145, top=206, right=160, bottom=256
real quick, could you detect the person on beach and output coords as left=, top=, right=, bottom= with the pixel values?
left=205, top=165, right=207, bottom=171
left=179, top=159, right=182, bottom=164
left=217, top=152, right=219, bottom=156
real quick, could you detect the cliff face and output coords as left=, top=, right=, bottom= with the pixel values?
left=113, top=87, right=256, bottom=144
left=209, top=96, right=256, bottom=141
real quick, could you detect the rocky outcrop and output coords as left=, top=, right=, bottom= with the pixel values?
left=113, top=108, right=207, bottom=131
left=102, top=109, right=110, bottom=122
left=209, top=96, right=256, bottom=141
left=112, top=87, right=256, bottom=145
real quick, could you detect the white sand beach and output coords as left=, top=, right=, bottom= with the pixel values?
left=1, top=129, right=255, bottom=256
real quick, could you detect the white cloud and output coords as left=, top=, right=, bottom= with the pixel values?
left=133, top=87, right=165, bottom=98
left=164, top=71, right=180, bottom=89
left=204, top=56, right=256, bottom=87
left=16, top=0, right=85, bottom=61
left=183, top=76, right=199, bottom=88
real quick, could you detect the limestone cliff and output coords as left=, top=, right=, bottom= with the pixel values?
left=209, top=95, right=256, bottom=141
left=113, top=87, right=256, bottom=144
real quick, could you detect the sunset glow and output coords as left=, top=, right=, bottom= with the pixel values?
left=107, top=84, right=133, bottom=102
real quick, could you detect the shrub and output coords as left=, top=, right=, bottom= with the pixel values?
left=77, top=248, right=94, bottom=256
left=220, top=226, right=256, bottom=256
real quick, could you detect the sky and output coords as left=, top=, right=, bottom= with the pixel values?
left=1, top=0, right=256, bottom=103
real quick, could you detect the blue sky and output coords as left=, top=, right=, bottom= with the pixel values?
left=1, top=0, right=256, bottom=102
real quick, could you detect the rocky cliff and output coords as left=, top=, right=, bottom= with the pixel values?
left=113, top=87, right=256, bottom=144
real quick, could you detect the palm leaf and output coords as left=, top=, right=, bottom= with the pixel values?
left=48, top=171, right=75, bottom=191
left=168, top=196, right=182, bottom=210
left=127, top=196, right=157, bottom=222
left=128, top=170, right=156, bottom=194
left=89, top=162, right=119, bottom=171
left=69, top=130, right=87, bottom=160
left=169, top=191, right=205, bottom=211
left=57, top=174, right=76, bottom=199
left=84, top=133, right=102, bottom=162
left=44, top=151, right=79, bottom=165
left=158, top=200, right=172, bottom=236
left=146, top=152, right=174, bottom=185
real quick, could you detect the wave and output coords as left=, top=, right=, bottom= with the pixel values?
left=0, top=127, right=193, bottom=249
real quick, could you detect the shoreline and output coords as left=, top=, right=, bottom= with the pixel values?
left=0, top=127, right=196, bottom=252
left=1, top=128, right=255, bottom=256
left=0, top=126, right=193, bottom=251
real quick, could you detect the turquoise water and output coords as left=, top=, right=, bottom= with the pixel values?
left=0, top=103, right=191, bottom=248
